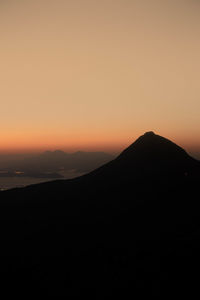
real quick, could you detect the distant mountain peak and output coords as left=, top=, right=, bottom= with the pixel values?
left=54, top=150, right=66, bottom=154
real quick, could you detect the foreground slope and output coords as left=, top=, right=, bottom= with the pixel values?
left=0, top=132, right=200, bottom=298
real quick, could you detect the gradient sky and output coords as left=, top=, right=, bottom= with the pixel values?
left=0, top=0, right=200, bottom=156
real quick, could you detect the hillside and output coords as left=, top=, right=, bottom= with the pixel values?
left=0, top=132, right=200, bottom=298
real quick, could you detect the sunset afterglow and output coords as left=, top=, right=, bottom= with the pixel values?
left=1, top=0, right=200, bottom=155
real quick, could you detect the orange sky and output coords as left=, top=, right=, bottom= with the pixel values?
left=0, top=0, right=200, bottom=155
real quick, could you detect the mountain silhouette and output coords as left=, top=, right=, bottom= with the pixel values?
left=118, top=131, right=189, bottom=161
left=0, top=132, right=200, bottom=298
left=88, top=131, right=200, bottom=182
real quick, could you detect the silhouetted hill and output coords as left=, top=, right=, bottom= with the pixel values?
left=119, top=131, right=190, bottom=161
left=0, top=132, right=200, bottom=298
left=88, top=131, right=200, bottom=182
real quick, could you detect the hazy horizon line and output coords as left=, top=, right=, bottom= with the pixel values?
left=0, top=145, right=200, bottom=160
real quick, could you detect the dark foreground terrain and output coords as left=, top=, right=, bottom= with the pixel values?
left=0, top=132, right=200, bottom=298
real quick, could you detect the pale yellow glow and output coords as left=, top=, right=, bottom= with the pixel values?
left=0, top=0, right=200, bottom=154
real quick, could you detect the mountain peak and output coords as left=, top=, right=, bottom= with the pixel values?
left=90, top=132, right=199, bottom=181
left=144, top=131, right=155, bottom=136
left=116, top=131, right=192, bottom=166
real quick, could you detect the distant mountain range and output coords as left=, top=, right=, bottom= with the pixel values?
left=0, top=150, right=114, bottom=178
left=0, top=132, right=200, bottom=297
